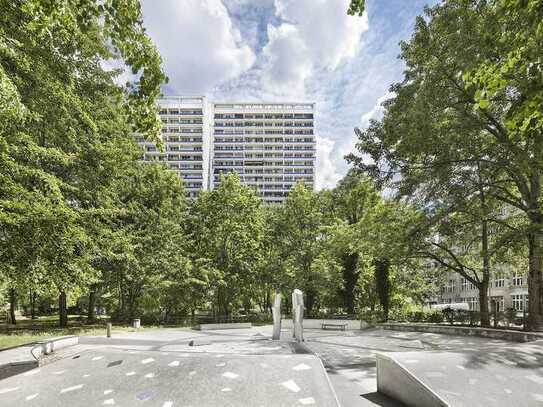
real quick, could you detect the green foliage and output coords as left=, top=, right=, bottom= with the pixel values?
left=1, top=0, right=460, bottom=327
left=347, top=0, right=366, bottom=16
left=347, top=0, right=543, bottom=330
left=426, top=312, right=444, bottom=324
left=0, top=0, right=166, bottom=326
left=188, top=174, right=264, bottom=316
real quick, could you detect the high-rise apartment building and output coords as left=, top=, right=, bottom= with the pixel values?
left=136, top=98, right=316, bottom=203
left=136, top=96, right=211, bottom=198
left=212, top=102, right=315, bottom=203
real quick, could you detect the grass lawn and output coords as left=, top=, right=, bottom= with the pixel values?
left=0, top=315, right=164, bottom=350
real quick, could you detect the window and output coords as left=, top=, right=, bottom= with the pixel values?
left=512, top=273, right=524, bottom=286
left=444, top=279, right=456, bottom=293
left=512, top=294, right=528, bottom=311
left=467, top=297, right=479, bottom=311
left=491, top=296, right=504, bottom=312
left=494, top=274, right=505, bottom=288
left=461, top=278, right=469, bottom=291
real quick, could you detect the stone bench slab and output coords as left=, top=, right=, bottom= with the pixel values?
left=196, top=322, right=252, bottom=330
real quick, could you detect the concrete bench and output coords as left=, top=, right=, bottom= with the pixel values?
left=196, top=322, right=252, bottom=330
left=321, top=322, right=348, bottom=331
left=32, top=335, right=79, bottom=358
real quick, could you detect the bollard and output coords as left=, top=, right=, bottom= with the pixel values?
left=133, top=318, right=141, bottom=329
left=272, top=292, right=282, bottom=340
left=106, top=322, right=112, bottom=338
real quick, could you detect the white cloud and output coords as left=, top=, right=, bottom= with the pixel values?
left=261, top=24, right=312, bottom=95
left=274, top=0, right=368, bottom=70
left=316, top=136, right=341, bottom=190
left=141, top=0, right=255, bottom=94
left=360, top=91, right=394, bottom=129
left=260, top=0, right=368, bottom=96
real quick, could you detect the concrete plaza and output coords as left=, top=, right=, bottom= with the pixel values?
left=0, top=326, right=542, bottom=406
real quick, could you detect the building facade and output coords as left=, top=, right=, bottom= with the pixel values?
left=438, top=271, right=529, bottom=312
left=136, top=96, right=211, bottom=198
left=211, top=102, right=315, bottom=203
left=137, top=98, right=316, bottom=203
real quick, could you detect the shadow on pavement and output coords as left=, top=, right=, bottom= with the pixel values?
left=361, top=391, right=407, bottom=407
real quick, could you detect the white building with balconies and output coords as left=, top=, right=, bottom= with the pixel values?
left=211, top=102, right=316, bottom=203
left=136, top=96, right=211, bottom=198
left=136, top=98, right=316, bottom=203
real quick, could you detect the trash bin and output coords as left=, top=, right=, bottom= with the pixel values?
left=133, top=318, right=141, bottom=329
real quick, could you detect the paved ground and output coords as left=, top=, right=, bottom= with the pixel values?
left=2, top=326, right=543, bottom=406
left=301, top=328, right=543, bottom=407
left=0, top=348, right=338, bottom=406
left=380, top=343, right=543, bottom=406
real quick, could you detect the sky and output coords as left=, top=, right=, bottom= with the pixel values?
left=140, top=0, right=438, bottom=190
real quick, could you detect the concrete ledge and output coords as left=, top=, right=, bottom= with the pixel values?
left=188, top=339, right=212, bottom=346
left=380, top=322, right=543, bottom=342
left=196, top=322, right=252, bottom=330
left=33, top=335, right=79, bottom=357
left=376, top=353, right=449, bottom=407
left=282, top=319, right=368, bottom=330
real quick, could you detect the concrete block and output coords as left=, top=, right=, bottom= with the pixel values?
left=398, top=340, right=424, bottom=349
left=37, top=335, right=79, bottom=355
left=50, top=336, right=79, bottom=352
left=380, top=323, right=543, bottom=342
left=197, top=322, right=252, bottom=330
left=188, top=339, right=212, bottom=346
left=376, top=353, right=449, bottom=407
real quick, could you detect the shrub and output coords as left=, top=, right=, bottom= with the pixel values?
left=360, top=310, right=384, bottom=324
left=407, top=311, right=426, bottom=322
left=389, top=308, right=408, bottom=322
left=505, top=308, right=517, bottom=326
left=425, top=312, right=444, bottom=323
left=442, top=307, right=455, bottom=325
left=455, top=309, right=469, bottom=324
left=469, top=311, right=481, bottom=326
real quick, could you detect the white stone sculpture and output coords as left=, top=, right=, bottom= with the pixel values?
left=272, top=292, right=282, bottom=340
left=292, top=289, right=304, bottom=342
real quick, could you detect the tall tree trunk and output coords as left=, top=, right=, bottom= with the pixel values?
left=9, top=288, right=16, bottom=325
left=527, top=215, right=543, bottom=331
left=305, top=289, right=316, bottom=315
left=342, top=252, right=359, bottom=314
left=478, top=279, right=490, bottom=327
left=59, top=291, right=68, bottom=328
left=87, top=290, right=96, bottom=324
left=479, top=182, right=491, bottom=327
left=374, top=258, right=391, bottom=321
left=30, top=289, right=37, bottom=320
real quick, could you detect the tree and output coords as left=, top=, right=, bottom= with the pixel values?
left=188, top=174, right=264, bottom=317
left=347, top=0, right=543, bottom=330
left=112, top=162, right=189, bottom=321
left=328, top=170, right=380, bottom=313
left=275, top=181, right=329, bottom=314
left=0, top=0, right=167, bottom=326
left=374, top=258, right=391, bottom=321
